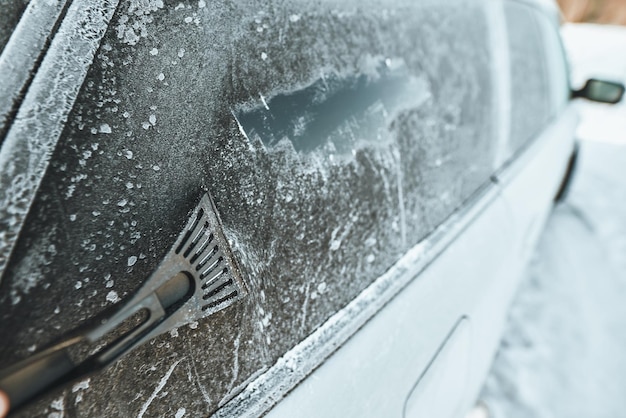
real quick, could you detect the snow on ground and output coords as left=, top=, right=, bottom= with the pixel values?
left=479, top=24, right=626, bottom=417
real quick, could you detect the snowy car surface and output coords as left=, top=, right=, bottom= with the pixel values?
left=0, top=0, right=574, bottom=416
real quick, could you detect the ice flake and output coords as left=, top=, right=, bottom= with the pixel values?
left=72, top=379, right=90, bottom=392
left=317, top=282, right=327, bottom=294
left=127, top=255, right=137, bottom=266
left=259, top=93, right=269, bottom=110
left=106, top=290, right=120, bottom=303
left=66, top=184, right=76, bottom=198
left=51, top=396, right=64, bottom=411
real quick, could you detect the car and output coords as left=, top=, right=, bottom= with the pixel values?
left=0, top=0, right=623, bottom=417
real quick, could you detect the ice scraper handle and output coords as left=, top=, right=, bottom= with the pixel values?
left=0, top=272, right=193, bottom=414
left=0, top=337, right=83, bottom=413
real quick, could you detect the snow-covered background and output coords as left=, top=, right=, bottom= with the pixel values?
left=480, top=23, right=626, bottom=417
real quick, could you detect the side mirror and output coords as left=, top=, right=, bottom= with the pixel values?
left=572, top=79, right=625, bottom=104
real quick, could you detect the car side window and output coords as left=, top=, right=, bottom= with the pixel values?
left=505, top=1, right=553, bottom=153
left=535, top=8, right=570, bottom=112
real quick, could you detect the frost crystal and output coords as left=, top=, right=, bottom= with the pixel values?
left=106, top=290, right=120, bottom=303
left=116, top=1, right=165, bottom=46
left=72, top=379, right=90, bottom=392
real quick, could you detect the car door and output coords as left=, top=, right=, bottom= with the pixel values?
left=0, top=0, right=567, bottom=417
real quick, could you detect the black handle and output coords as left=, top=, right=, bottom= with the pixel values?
left=0, top=274, right=194, bottom=413
left=0, top=337, right=82, bottom=412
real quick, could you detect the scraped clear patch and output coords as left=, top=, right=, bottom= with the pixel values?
left=234, top=58, right=430, bottom=155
